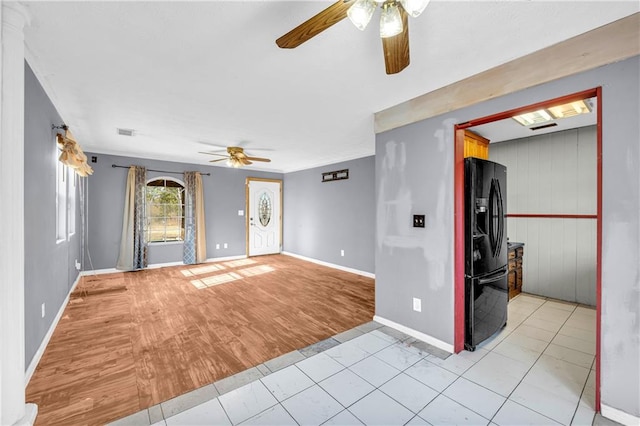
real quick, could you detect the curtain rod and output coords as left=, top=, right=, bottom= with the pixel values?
left=111, top=164, right=211, bottom=176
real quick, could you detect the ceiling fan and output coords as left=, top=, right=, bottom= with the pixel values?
left=200, top=147, right=271, bottom=168
left=276, top=0, right=430, bottom=75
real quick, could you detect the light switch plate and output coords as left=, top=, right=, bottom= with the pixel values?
left=413, top=298, right=422, bottom=312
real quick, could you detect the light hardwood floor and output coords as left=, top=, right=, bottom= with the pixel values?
left=26, top=254, right=375, bottom=425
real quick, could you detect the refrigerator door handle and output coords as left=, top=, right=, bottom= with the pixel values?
left=496, top=178, right=504, bottom=257
left=488, top=178, right=499, bottom=257
left=478, top=267, right=508, bottom=285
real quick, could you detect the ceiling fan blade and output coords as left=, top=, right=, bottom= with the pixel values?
left=245, top=156, right=271, bottom=163
left=199, top=151, right=228, bottom=157
left=209, top=158, right=228, bottom=163
left=381, top=8, right=410, bottom=75
left=197, top=141, right=228, bottom=150
left=241, top=158, right=253, bottom=165
left=276, top=0, right=354, bottom=49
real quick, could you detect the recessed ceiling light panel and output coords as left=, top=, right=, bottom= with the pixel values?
left=547, top=99, right=592, bottom=119
left=512, top=109, right=553, bottom=126
left=512, top=99, right=593, bottom=127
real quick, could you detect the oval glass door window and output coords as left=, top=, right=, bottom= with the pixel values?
left=258, top=192, right=272, bottom=227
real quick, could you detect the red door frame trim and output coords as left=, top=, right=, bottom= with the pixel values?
left=595, top=86, right=602, bottom=412
left=453, top=87, right=602, bottom=411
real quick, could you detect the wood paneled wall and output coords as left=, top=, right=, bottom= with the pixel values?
left=489, top=126, right=597, bottom=305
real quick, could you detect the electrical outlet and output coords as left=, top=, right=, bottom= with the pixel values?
left=223, top=243, right=228, bottom=249
left=413, top=214, right=425, bottom=228
left=238, top=210, right=244, bottom=216
left=340, top=249, right=345, bottom=257
left=413, top=297, right=422, bottom=312
left=75, top=259, right=81, bottom=271
left=216, top=244, right=220, bottom=249
left=41, top=303, right=46, bottom=318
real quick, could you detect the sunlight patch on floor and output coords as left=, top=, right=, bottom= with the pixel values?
left=181, top=263, right=227, bottom=277
left=224, top=259, right=257, bottom=268
left=190, top=272, right=243, bottom=289
left=237, top=265, right=275, bottom=277
left=188, top=259, right=275, bottom=289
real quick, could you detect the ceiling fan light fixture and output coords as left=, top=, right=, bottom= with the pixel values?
left=399, top=0, right=429, bottom=18
left=347, top=0, right=377, bottom=31
left=227, top=158, right=241, bottom=168
left=380, top=2, right=403, bottom=38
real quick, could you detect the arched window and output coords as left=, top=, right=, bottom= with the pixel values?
left=146, top=177, right=185, bottom=243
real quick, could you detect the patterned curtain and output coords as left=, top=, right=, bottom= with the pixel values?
left=183, top=172, right=207, bottom=264
left=116, top=166, right=147, bottom=270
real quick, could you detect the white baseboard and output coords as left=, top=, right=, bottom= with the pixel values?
left=373, top=315, right=454, bottom=354
left=15, top=403, right=38, bottom=426
left=25, top=272, right=82, bottom=387
left=80, top=267, right=118, bottom=276
left=81, top=255, right=248, bottom=276
left=601, top=403, right=640, bottom=426
left=281, top=251, right=375, bottom=279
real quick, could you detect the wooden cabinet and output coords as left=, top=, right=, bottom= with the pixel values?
left=508, top=243, right=524, bottom=299
left=464, top=130, right=490, bottom=160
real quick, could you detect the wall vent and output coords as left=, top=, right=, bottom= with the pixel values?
left=530, top=123, right=558, bottom=131
left=117, top=128, right=135, bottom=136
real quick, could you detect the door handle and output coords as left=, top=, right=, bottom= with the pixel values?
left=478, top=267, right=508, bottom=285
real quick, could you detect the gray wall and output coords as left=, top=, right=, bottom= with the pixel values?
left=24, top=62, right=82, bottom=367
left=376, top=56, right=639, bottom=416
left=283, top=156, right=375, bottom=274
left=490, top=127, right=597, bottom=305
left=85, top=153, right=282, bottom=270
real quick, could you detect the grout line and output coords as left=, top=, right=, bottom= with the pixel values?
left=279, top=400, right=301, bottom=426
left=487, top=298, right=586, bottom=425
left=215, top=397, right=233, bottom=426
left=569, top=360, right=596, bottom=426
left=454, top=296, right=544, bottom=421
left=423, top=299, right=553, bottom=421
left=159, top=404, right=166, bottom=423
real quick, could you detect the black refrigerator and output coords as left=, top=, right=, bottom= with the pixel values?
left=465, top=157, right=508, bottom=351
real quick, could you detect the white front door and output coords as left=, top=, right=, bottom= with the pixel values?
left=247, top=178, right=282, bottom=256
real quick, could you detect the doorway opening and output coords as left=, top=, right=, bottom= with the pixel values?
left=453, top=88, right=602, bottom=412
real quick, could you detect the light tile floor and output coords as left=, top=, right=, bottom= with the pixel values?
left=110, top=294, right=611, bottom=426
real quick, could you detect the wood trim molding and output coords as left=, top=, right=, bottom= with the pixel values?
left=455, top=88, right=599, bottom=130
left=452, top=87, right=602, bottom=361
left=374, top=13, right=640, bottom=133
left=453, top=128, right=466, bottom=353
left=595, top=86, right=603, bottom=412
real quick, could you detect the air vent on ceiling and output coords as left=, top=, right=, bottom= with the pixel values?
left=530, top=123, right=558, bottom=131
left=117, top=128, right=135, bottom=136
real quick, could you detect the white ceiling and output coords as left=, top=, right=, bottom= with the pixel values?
left=23, top=1, right=639, bottom=173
